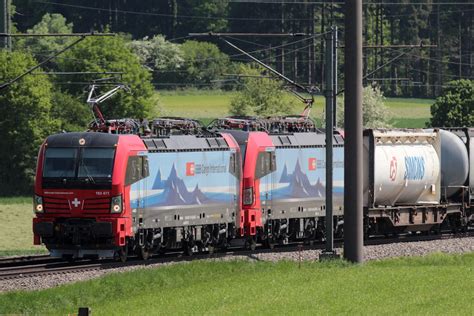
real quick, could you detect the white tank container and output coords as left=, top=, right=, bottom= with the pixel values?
left=364, top=130, right=441, bottom=207
left=438, top=130, right=469, bottom=198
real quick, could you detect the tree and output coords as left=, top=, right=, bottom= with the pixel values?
left=229, top=65, right=295, bottom=116
left=23, top=13, right=73, bottom=55
left=328, top=85, right=391, bottom=128
left=180, top=40, right=231, bottom=89
left=0, top=51, right=59, bottom=195
left=51, top=91, right=92, bottom=132
left=57, top=35, right=155, bottom=118
left=129, top=35, right=184, bottom=85
left=430, top=80, right=474, bottom=127
left=178, top=0, right=229, bottom=36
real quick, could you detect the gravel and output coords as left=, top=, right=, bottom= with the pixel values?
left=1, top=236, right=473, bottom=293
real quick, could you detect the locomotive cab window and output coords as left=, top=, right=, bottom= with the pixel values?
left=43, top=147, right=115, bottom=180
left=43, top=148, right=78, bottom=178
left=125, top=156, right=149, bottom=186
left=42, top=147, right=116, bottom=189
left=78, top=148, right=115, bottom=179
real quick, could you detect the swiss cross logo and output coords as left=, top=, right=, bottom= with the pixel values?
left=186, top=162, right=195, bottom=176
left=71, top=197, right=81, bottom=208
left=308, top=158, right=317, bottom=171
left=389, top=156, right=397, bottom=181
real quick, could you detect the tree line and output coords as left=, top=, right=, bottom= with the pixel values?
left=12, top=0, right=474, bottom=98
left=0, top=2, right=473, bottom=195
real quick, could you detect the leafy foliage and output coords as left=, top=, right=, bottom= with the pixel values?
left=51, top=91, right=92, bottom=132
left=129, top=35, right=184, bottom=73
left=56, top=35, right=155, bottom=118
left=180, top=40, right=230, bottom=89
left=179, top=0, right=229, bottom=34
left=0, top=51, right=59, bottom=195
left=23, top=13, right=74, bottom=55
left=11, top=1, right=474, bottom=98
left=330, top=85, right=391, bottom=128
left=129, top=35, right=184, bottom=86
left=429, top=80, right=474, bottom=127
left=229, top=65, right=295, bottom=116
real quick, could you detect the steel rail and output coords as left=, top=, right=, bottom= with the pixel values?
left=1, top=231, right=472, bottom=281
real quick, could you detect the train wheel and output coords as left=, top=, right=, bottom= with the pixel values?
left=138, top=247, right=151, bottom=260
left=183, top=241, right=194, bottom=256
left=245, top=239, right=256, bottom=251
left=208, top=245, right=215, bottom=254
left=265, top=238, right=275, bottom=249
left=116, top=245, right=128, bottom=263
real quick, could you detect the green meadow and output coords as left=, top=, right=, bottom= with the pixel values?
left=1, top=253, right=472, bottom=315
left=158, top=90, right=433, bottom=128
left=0, top=197, right=46, bottom=256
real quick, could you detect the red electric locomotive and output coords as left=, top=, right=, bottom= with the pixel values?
left=209, top=116, right=344, bottom=248
left=33, top=119, right=243, bottom=260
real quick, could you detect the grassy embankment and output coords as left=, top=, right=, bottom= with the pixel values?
left=0, top=197, right=47, bottom=256
left=0, top=252, right=472, bottom=315
left=158, top=90, right=433, bottom=128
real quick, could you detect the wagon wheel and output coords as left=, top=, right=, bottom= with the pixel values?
left=183, top=241, right=194, bottom=256
left=207, top=245, right=215, bottom=255
left=265, top=238, right=275, bottom=250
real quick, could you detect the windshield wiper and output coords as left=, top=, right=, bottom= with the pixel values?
left=79, top=157, right=95, bottom=184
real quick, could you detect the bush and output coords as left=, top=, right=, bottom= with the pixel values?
left=180, top=40, right=231, bottom=89
left=328, top=85, right=391, bottom=128
left=430, top=79, right=474, bottom=127
left=229, top=65, right=295, bottom=116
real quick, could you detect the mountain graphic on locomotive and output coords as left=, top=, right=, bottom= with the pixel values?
left=32, top=115, right=474, bottom=260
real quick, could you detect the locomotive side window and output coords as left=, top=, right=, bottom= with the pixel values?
left=229, top=152, right=241, bottom=178
left=255, top=151, right=276, bottom=179
left=125, top=156, right=149, bottom=186
left=142, top=156, right=150, bottom=178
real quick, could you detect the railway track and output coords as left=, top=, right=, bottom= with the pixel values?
left=0, top=254, right=62, bottom=268
left=1, top=231, right=472, bottom=281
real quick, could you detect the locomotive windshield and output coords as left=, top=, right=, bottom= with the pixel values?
left=43, top=147, right=115, bottom=189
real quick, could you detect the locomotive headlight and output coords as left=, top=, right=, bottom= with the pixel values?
left=34, top=195, right=44, bottom=213
left=243, top=187, right=254, bottom=206
left=110, top=195, right=123, bottom=214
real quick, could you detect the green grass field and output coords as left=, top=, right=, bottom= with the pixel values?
left=1, top=253, right=472, bottom=315
left=158, top=90, right=433, bottom=128
left=0, top=197, right=46, bottom=256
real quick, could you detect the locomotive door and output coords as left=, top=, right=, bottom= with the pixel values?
left=137, top=154, right=149, bottom=226
left=257, top=148, right=276, bottom=214
left=126, top=152, right=149, bottom=227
